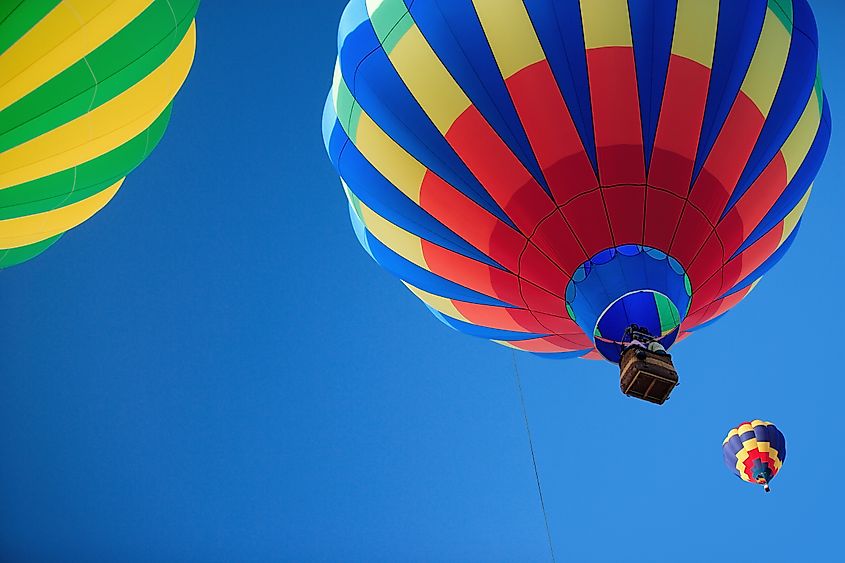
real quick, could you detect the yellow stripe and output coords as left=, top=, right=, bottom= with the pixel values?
left=387, top=25, right=471, bottom=134
left=0, top=178, right=122, bottom=248
left=580, top=0, right=632, bottom=49
left=735, top=448, right=752, bottom=481
left=473, top=0, right=545, bottom=79
left=355, top=112, right=426, bottom=204
left=779, top=185, right=811, bottom=246
left=492, top=339, right=525, bottom=350
left=736, top=422, right=754, bottom=436
left=357, top=201, right=427, bottom=269
left=403, top=282, right=469, bottom=322
left=672, top=0, right=719, bottom=66
left=739, top=9, right=791, bottom=116
left=780, top=94, right=822, bottom=181
left=0, top=0, right=154, bottom=112
left=0, top=22, right=196, bottom=190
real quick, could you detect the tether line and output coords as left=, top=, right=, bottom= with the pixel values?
left=512, top=351, right=557, bottom=563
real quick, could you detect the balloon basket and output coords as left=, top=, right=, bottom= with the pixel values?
left=619, top=348, right=679, bottom=405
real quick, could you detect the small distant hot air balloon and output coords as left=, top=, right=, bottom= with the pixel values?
left=0, top=0, right=199, bottom=268
left=323, top=0, right=831, bottom=404
left=723, top=420, right=786, bottom=492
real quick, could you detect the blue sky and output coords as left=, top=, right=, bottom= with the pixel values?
left=1, top=1, right=844, bottom=561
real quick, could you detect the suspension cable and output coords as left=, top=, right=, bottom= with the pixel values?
left=511, top=352, right=557, bottom=563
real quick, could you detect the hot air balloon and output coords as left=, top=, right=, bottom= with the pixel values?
left=322, top=0, right=830, bottom=402
left=0, top=0, right=199, bottom=268
left=723, top=420, right=785, bottom=492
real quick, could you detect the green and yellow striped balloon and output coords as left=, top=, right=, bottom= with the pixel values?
left=0, top=0, right=198, bottom=268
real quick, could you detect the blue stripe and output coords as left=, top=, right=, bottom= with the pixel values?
left=731, top=96, right=830, bottom=258
left=692, top=0, right=768, bottom=188
left=337, top=0, right=370, bottom=51
left=365, top=234, right=515, bottom=308
left=721, top=221, right=800, bottom=298
left=322, top=94, right=338, bottom=154
left=770, top=425, right=787, bottom=461
left=325, top=117, right=347, bottom=169
left=628, top=0, right=677, bottom=173
left=335, top=133, right=505, bottom=270
left=721, top=1, right=819, bottom=219
left=739, top=430, right=757, bottom=443
left=523, top=0, right=598, bottom=174
left=336, top=12, right=518, bottom=230
left=407, top=0, right=552, bottom=198
left=426, top=306, right=546, bottom=341
left=532, top=350, right=590, bottom=360
left=349, top=201, right=373, bottom=257
left=685, top=312, right=727, bottom=332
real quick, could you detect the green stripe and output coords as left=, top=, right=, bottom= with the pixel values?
left=0, top=0, right=197, bottom=152
left=0, top=233, right=61, bottom=269
left=335, top=79, right=363, bottom=141
left=767, top=0, right=794, bottom=32
left=654, top=293, right=681, bottom=335
left=814, top=67, right=824, bottom=110
left=348, top=190, right=364, bottom=221
left=0, top=0, right=60, bottom=55
left=368, top=0, right=413, bottom=55
left=0, top=104, right=171, bottom=221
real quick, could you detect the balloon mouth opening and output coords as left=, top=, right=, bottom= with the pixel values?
left=593, top=290, right=682, bottom=362
left=563, top=245, right=691, bottom=362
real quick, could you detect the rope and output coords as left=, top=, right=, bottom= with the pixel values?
left=512, top=352, right=557, bottom=563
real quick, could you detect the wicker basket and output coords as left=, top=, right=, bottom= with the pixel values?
left=619, top=347, right=679, bottom=405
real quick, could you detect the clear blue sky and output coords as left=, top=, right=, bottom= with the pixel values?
left=1, top=1, right=843, bottom=561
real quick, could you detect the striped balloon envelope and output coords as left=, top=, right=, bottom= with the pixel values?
left=323, top=0, right=831, bottom=361
left=723, top=420, right=786, bottom=492
left=0, top=0, right=199, bottom=268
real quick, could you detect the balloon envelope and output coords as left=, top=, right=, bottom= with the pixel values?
left=723, top=420, right=786, bottom=488
left=323, top=0, right=831, bottom=361
left=0, top=0, right=199, bottom=268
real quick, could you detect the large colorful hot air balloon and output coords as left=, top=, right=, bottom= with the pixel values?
left=323, top=1, right=830, bottom=366
left=0, top=0, right=199, bottom=268
left=723, top=420, right=786, bottom=492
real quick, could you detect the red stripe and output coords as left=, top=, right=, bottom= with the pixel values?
left=518, top=277, right=568, bottom=317
left=528, top=210, right=588, bottom=278
left=580, top=349, right=603, bottom=360
left=561, top=190, right=614, bottom=259
left=518, top=242, right=570, bottom=296
left=507, top=308, right=578, bottom=335
left=420, top=171, right=525, bottom=272
left=451, top=301, right=544, bottom=333
left=643, top=188, right=685, bottom=253
left=689, top=93, right=765, bottom=223
left=669, top=202, right=712, bottom=270
left=721, top=223, right=782, bottom=292
left=649, top=56, right=712, bottom=195
left=505, top=60, right=599, bottom=202
left=505, top=335, right=590, bottom=353
left=717, top=153, right=788, bottom=257
left=446, top=107, right=556, bottom=234
left=585, top=47, right=646, bottom=185
left=684, top=272, right=724, bottom=324
left=421, top=241, right=523, bottom=306
left=603, top=184, right=646, bottom=245
left=686, top=231, right=725, bottom=294
left=528, top=311, right=590, bottom=340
